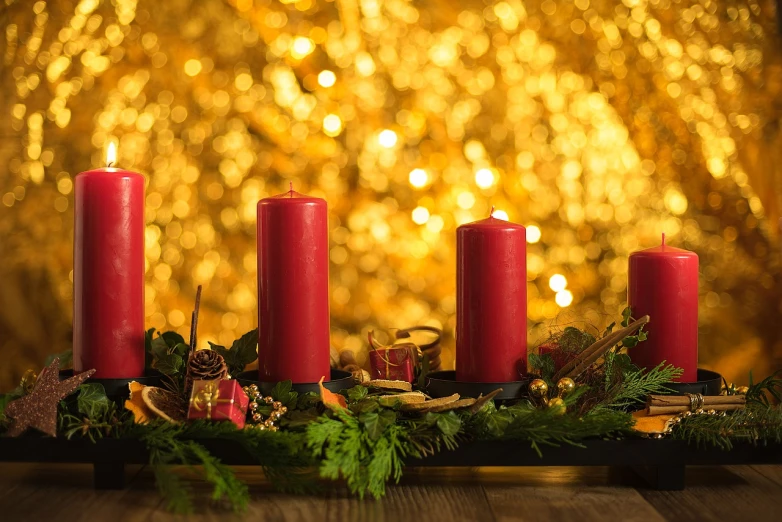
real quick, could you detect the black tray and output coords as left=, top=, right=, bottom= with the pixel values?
left=0, top=436, right=779, bottom=492
left=235, top=369, right=353, bottom=395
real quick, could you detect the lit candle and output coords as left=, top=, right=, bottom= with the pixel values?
left=627, top=234, right=698, bottom=381
left=257, top=185, right=331, bottom=383
left=73, top=142, right=145, bottom=378
left=456, top=209, right=527, bottom=382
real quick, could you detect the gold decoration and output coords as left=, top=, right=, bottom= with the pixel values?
left=243, top=384, right=287, bottom=431
left=556, top=377, right=576, bottom=398
left=547, top=397, right=566, bottom=415
left=528, top=378, right=549, bottom=407
left=19, top=369, right=38, bottom=395
left=1, top=1, right=781, bottom=390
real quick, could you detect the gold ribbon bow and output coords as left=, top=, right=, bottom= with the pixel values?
left=190, top=381, right=233, bottom=419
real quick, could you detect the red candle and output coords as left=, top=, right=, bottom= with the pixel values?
left=73, top=143, right=145, bottom=378
left=257, top=186, right=330, bottom=383
left=627, top=234, right=698, bottom=381
left=456, top=212, right=527, bottom=382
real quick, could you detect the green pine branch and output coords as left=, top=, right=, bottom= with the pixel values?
left=672, top=405, right=782, bottom=450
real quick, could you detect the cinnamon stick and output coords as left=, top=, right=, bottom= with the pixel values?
left=646, top=394, right=745, bottom=415
left=553, top=315, right=650, bottom=380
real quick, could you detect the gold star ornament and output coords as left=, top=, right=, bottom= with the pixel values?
left=4, top=358, right=95, bottom=437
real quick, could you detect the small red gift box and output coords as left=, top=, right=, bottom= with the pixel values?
left=187, top=379, right=249, bottom=429
left=369, top=346, right=415, bottom=383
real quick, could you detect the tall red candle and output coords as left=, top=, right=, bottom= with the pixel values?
left=73, top=144, right=145, bottom=378
left=627, top=234, right=698, bottom=382
left=257, top=187, right=330, bottom=383
left=456, top=213, right=527, bottom=382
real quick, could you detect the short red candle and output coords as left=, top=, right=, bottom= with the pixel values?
left=456, top=214, right=527, bottom=382
left=627, top=234, right=698, bottom=381
left=73, top=147, right=145, bottom=378
left=257, top=187, right=330, bottom=383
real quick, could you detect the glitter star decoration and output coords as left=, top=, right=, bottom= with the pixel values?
left=4, top=359, right=95, bottom=437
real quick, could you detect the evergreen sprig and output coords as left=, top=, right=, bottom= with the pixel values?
left=465, top=401, right=634, bottom=456
left=672, top=405, right=782, bottom=450
left=597, top=360, right=682, bottom=410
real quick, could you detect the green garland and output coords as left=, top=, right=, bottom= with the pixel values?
left=2, top=315, right=782, bottom=513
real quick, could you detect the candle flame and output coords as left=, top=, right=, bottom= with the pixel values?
left=105, top=142, right=117, bottom=167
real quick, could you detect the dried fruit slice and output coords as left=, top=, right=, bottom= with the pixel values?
left=125, top=381, right=154, bottom=424
left=364, top=379, right=412, bottom=392
left=142, top=386, right=187, bottom=423
left=378, top=392, right=427, bottom=406
left=319, top=376, right=348, bottom=410
left=424, top=398, right=477, bottom=413
left=401, top=393, right=460, bottom=411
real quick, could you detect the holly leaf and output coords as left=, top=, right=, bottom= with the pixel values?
left=45, top=349, right=73, bottom=369
left=436, top=411, right=462, bottom=436
left=77, top=383, right=109, bottom=418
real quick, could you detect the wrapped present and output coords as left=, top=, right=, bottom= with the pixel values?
left=188, top=379, right=249, bottom=429
left=369, top=346, right=415, bottom=383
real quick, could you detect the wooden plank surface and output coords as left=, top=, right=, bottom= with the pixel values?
left=0, top=463, right=781, bottom=521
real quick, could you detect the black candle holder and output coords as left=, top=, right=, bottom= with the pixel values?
left=426, top=370, right=533, bottom=401
left=235, top=368, right=354, bottom=395
left=660, top=368, right=723, bottom=396
left=59, top=369, right=164, bottom=402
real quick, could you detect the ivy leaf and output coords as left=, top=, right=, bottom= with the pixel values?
left=347, top=386, right=368, bottom=402
left=231, top=328, right=259, bottom=367
left=604, top=322, right=616, bottom=335
left=172, top=343, right=190, bottom=358
left=45, top=349, right=73, bottom=369
left=360, top=409, right=396, bottom=441
left=161, top=331, right=186, bottom=348
left=560, top=327, right=596, bottom=352
left=155, top=351, right=185, bottom=375
left=209, top=328, right=258, bottom=376
left=621, top=307, right=633, bottom=327
left=144, top=328, right=156, bottom=370
left=353, top=399, right=379, bottom=414
left=77, top=383, right=109, bottom=418
left=436, top=412, right=461, bottom=437
left=270, top=380, right=298, bottom=409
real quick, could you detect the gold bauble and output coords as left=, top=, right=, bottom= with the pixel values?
left=529, top=379, right=549, bottom=400
left=556, top=378, right=576, bottom=398
left=548, top=397, right=566, bottom=415
left=736, top=386, right=749, bottom=395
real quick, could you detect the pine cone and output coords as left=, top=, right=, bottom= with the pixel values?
left=186, top=349, right=229, bottom=392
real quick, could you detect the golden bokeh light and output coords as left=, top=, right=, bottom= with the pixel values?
left=549, top=274, right=568, bottom=293
left=408, top=169, right=429, bottom=189
left=0, top=0, right=781, bottom=388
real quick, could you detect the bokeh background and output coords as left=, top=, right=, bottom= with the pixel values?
left=1, top=0, right=781, bottom=389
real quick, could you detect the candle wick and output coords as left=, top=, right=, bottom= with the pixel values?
left=489, top=205, right=495, bottom=218
left=662, top=232, right=666, bottom=247
left=289, top=181, right=293, bottom=197
left=107, top=161, right=114, bottom=168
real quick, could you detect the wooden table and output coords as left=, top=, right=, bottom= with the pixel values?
left=1, top=463, right=781, bottom=521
